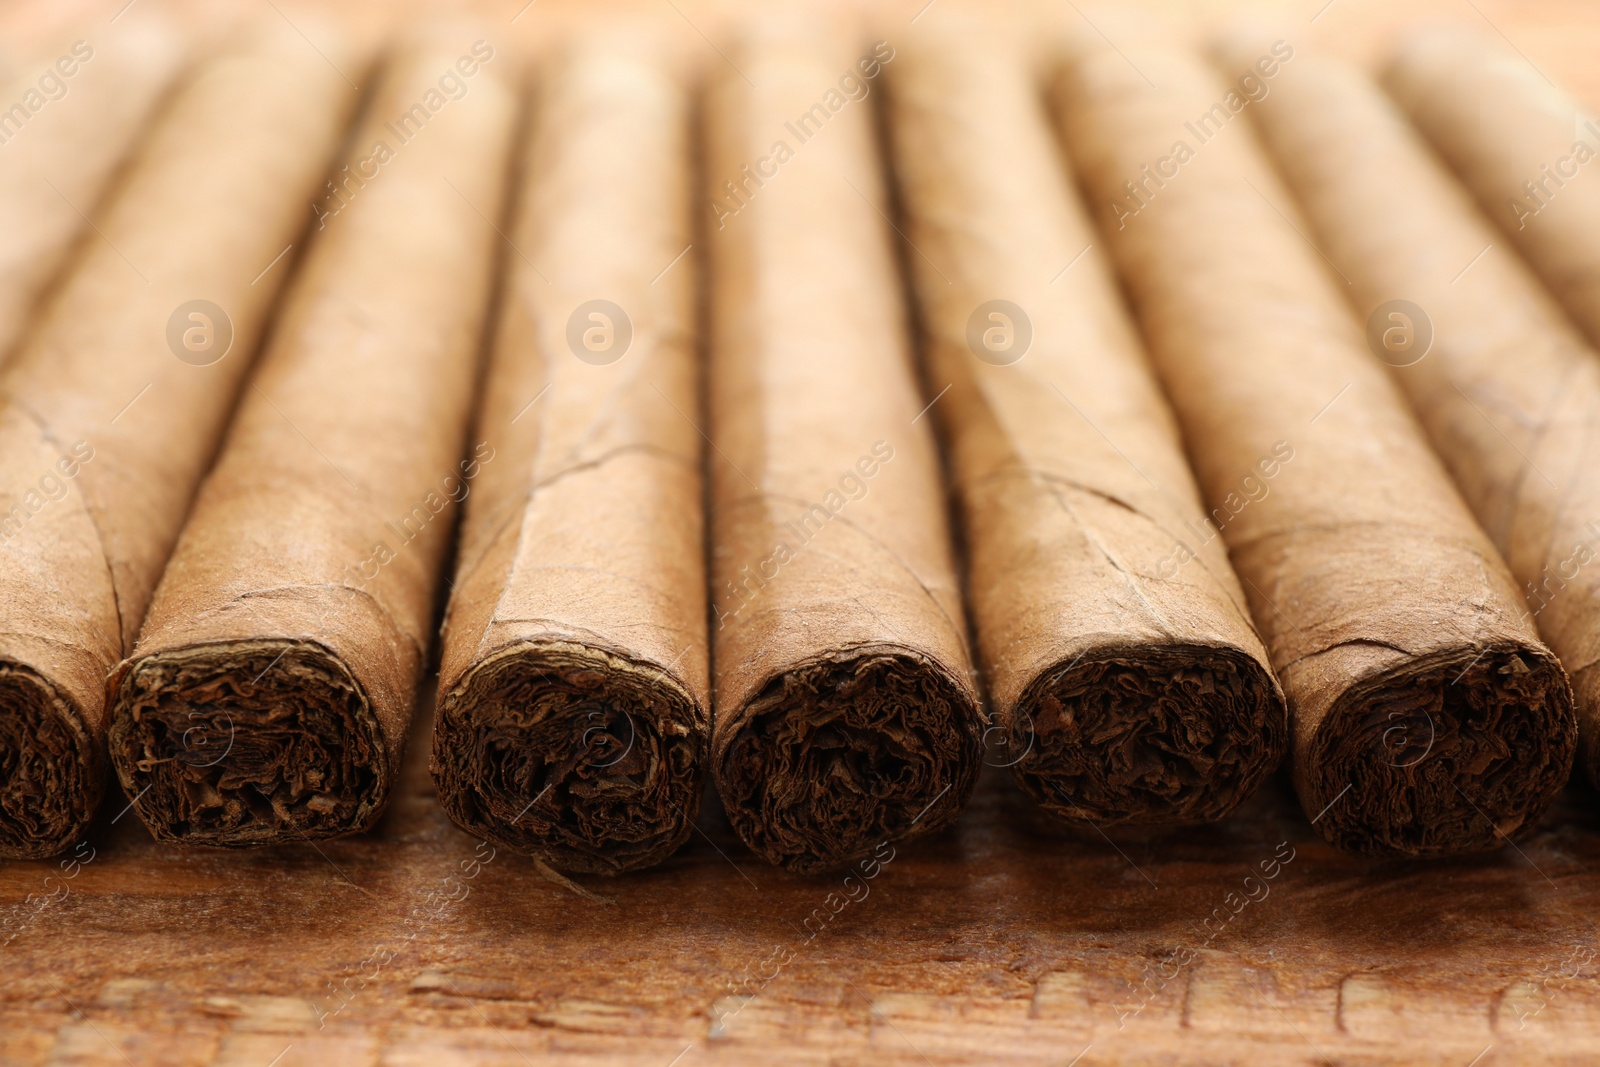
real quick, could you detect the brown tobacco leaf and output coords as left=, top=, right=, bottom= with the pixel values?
left=1305, top=646, right=1572, bottom=856
left=431, top=37, right=711, bottom=875
left=703, top=23, right=985, bottom=873
left=884, top=25, right=1287, bottom=835
left=1013, top=647, right=1284, bottom=826
left=715, top=648, right=980, bottom=875
left=110, top=642, right=379, bottom=844
left=0, top=35, right=361, bottom=857
left=105, top=40, right=517, bottom=847
left=436, top=642, right=706, bottom=875
left=1053, top=32, right=1575, bottom=856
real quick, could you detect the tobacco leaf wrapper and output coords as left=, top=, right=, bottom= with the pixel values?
left=1385, top=31, right=1600, bottom=349
left=1384, top=32, right=1600, bottom=778
left=1232, top=40, right=1590, bottom=794
left=107, top=40, right=516, bottom=846
left=1051, top=37, right=1573, bottom=857
left=433, top=38, right=709, bottom=875
left=0, top=25, right=183, bottom=363
left=884, top=28, right=1285, bottom=829
left=0, top=38, right=359, bottom=858
left=705, top=25, right=983, bottom=873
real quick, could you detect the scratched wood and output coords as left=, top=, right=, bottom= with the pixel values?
left=5, top=1, right=1600, bottom=1065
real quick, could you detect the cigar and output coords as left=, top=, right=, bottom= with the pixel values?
left=882, top=29, right=1285, bottom=829
left=705, top=26, right=983, bottom=872
left=1050, top=36, right=1574, bottom=857
left=1383, top=32, right=1600, bottom=350
left=0, top=38, right=360, bottom=858
left=1220, top=41, right=1593, bottom=789
left=0, top=26, right=184, bottom=363
left=431, top=38, right=709, bottom=875
left=106, top=38, right=517, bottom=847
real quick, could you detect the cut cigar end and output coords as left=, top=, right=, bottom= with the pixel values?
left=713, top=647, right=983, bottom=874
left=0, top=662, right=101, bottom=858
left=1009, top=645, right=1287, bottom=828
left=1301, top=645, right=1576, bottom=858
left=107, top=641, right=388, bottom=847
left=433, top=642, right=708, bottom=876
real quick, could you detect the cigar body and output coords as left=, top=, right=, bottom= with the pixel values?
left=884, top=31, right=1284, bottom=829
left=0, top=42, right=358, bottom=858
left=108, top=40, right=516, bottom=846
left=705, top=29, right=983, bottom=872
left=1385, top=33, right=1600, bottom=352
left=433, top=40, right=709, bottom=875
left=0, top=27, right=183, bottom=362
left=1231, top=45, right=1595, bottom=787
left=1051, top=38, right=1573, bottom=857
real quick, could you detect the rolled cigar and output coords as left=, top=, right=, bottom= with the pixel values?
left=1225, top=41, right=1599, bottom=788
left=882, top=29, right=1285, bottom=829
left=432, top=38, right=708, bottom=875
left=1384, top=32, right=1600, bottom=351
left=705, top=25, right=983, bottom=872
left=107, top=38, right=517, bottom=846
left=0, top=39, right=359, bottom=858
left=0, top=39, right=360, bottom=857
left=0, top=26, right=184, bottom=362
left=1050, top=37, right=1574, bottom=857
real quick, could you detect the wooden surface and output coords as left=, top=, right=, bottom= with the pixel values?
left=7, top=699, right=1600, bottom=1065
left=6, top=1, right=1600, bottom=1064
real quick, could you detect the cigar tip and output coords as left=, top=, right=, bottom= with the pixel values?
left=1300, top=643, right=1576, bottom=858
left=713, top=646, right=983, bottom=874
left=106, top=640, right=389, bottom=848
left=433, top=640, right=709, bottom=876
left=0, top=661, right=101, bottom=859
left=1007, top=645, right=1287, bottom=830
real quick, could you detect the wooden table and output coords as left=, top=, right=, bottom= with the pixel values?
left=5, top=1, right=1600, bottom=1063
left=6, top=697, right=1600, bottom=1065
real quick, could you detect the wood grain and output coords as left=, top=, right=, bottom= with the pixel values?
left=3, top=0, right=1600, bottom=1063
left=5, top=695, right=1600, bottom=1064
